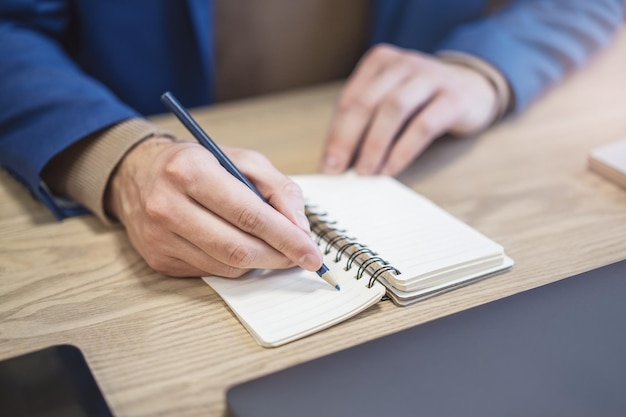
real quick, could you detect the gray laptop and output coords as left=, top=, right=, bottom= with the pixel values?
left=227, top=259, right=626, bottom=417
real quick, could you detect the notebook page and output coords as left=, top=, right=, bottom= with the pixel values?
left=292, top=174, right=505, bottom=292
left=204, top=251, right=385, bottom=347
left=382, top=256, right=515, bottom=306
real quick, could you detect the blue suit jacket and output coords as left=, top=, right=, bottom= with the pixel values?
left=1, top=0, right=624, bottom=218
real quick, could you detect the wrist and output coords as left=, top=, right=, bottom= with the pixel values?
left=437, top=50, right=512, bottom=125
left=104, top=136, right=175, bottom=223
left=461, top=65, right=500, bottom=131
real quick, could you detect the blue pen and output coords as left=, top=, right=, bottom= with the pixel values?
left=160, top=91, right=340, bottom=291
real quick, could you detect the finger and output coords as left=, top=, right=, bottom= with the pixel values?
left=262, top=180, right=310, bottom=234
left=339, top=44, right=409, bottom=107
left=321, top=45, right=409, bottom=174
left=123, top=205, right=251, bottom=277
left=209, top=178, right=323, bottom=272
left=171, top=197, right=296, bottom=271
left=381, top=92, right=461, bottom=176
left=169, top=148, right=323, bottom=272
left=123, top=221, right=220, bottom=277
left=148, top=250, right=251, bottom=279
left=149, top=256, right=208, bottom=278
left=152, top=231, right=270, bottom=278
left=136, top=170, right=298, bottom=272
left=225, top=147, right=311, bottom=233
left=353, top=74, right=439, bottom=174
left=322, top=99, right=375, bottom=174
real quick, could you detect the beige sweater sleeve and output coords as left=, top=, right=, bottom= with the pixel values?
left=41, top=118, right=173, bottom=225
left=437, top=50, right=513, bottom=124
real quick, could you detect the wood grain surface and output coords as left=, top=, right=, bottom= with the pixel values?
left=2, top=30, right=626, bottom=417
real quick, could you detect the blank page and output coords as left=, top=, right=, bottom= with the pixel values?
left=204, top=253, right=385, bottom=347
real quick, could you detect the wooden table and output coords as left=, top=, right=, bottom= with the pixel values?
left=2, top=31, right=626, bottom=417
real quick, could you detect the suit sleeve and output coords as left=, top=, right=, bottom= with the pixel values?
left=436, top=0, right=626, bottom=112
left=0, top=6, right=139, bottom=219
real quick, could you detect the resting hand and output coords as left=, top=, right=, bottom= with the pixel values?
left=105, top=137, right=322, bottom=277
left=321, top=44, right=498, bottom=176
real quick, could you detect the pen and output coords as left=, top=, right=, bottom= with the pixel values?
left=160, top=91, right=340, bottom=291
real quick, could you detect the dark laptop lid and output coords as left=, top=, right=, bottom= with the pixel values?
left=227, top=260, right=626, bottom=417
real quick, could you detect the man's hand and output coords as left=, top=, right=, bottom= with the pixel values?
left=321, top=44, right=498, bottom=176
left=105, top=137, right=322, bottom=278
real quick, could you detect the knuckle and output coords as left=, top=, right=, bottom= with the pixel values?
left=368, top=43, right=398, bottom=61
left=281, top=180, right=303, bottom=198
left=246, top=149, right=270, bottom=165
left=402, top=50, right=437, bottom=73
left=336, top=94, right=354, bottom=114
left=403, top=51, right=425, bottom=67
left=231, top=147, right=266, bottom=163
left=235, top=205, right=265, bottom=233
left=217, top=265, right=248, bottom=279
left=437, top=92, right=465, bottom=119
left=411, top=117, right=436, bottom=139
left=224, top=242, right=257, bottom=268
left=336, top=91, right=377, bottom=114
left=144, top=254, right=171, bottom=275
left=441, top=87, right=461, bottom=104
left=325, top=139, right=351, bottom=157
left=234, top=148, right=275, bottom=174
left=363, top=140, right=388, bottom=159
left=143, top=193, right=171, bottom=224
left=381, top=92, right=411, bottom=116
left=163, top=151, right=198, bottom=186
left=351, top=95, right=378, bottom=114
left=450, top=91, right=469, bottom=111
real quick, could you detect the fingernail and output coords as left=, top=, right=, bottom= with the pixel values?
left=322, top=155, right=340, bottom=173
left=298, top=253, right=321, bottom=271
left=295, top=210, right=311, bottom=231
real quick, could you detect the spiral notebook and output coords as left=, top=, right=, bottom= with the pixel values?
left=203, top=174, right=513, bottom=347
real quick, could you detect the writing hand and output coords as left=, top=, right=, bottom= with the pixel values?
left=105, top=137, right=322, bottom=277
left=321, top=44, right=498, bottom=176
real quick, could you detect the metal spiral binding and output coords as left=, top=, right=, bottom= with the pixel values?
left=356, top=256, right=388, bottom=280
left=324, top=234, right=349, bottom=255
left=368, top=265, right=401, bottom=289
left=346, top=247, right=377, bottom=271
left=305, top=205, right=401, bottom=287
left=335, top=241, right=364, bottom=262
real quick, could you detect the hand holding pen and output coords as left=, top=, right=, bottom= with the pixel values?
left=104, top=95, right=336, bottom=287
left=161, top=92, right=339, bottom=290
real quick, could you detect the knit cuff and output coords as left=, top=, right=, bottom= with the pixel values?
left=42, top=118, right=174, bottom=226
left=437, top=50, right=513, bottom=124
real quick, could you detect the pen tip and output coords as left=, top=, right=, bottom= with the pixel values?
left=317, top=264, right=340, bottom=290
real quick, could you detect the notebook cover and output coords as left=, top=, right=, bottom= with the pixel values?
left=227, top=259, right=626, bottom=417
